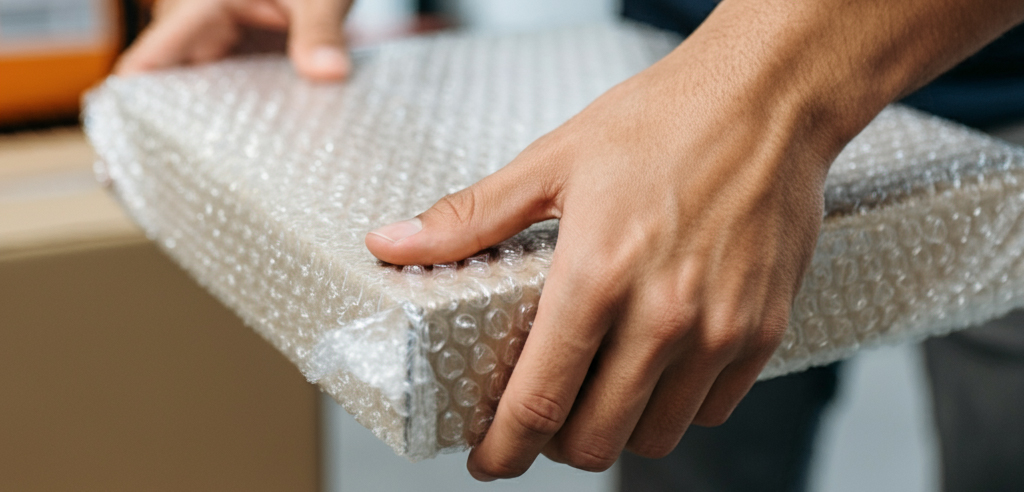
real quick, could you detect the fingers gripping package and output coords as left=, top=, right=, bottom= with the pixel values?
left=84, top=23, right=1024, bottom=459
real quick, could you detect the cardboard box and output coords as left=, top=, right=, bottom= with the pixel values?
left=0, top=128, right=320, bottom=491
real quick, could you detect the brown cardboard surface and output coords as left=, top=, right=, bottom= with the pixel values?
left=0, top=127, right=144, bottom=259
left=0, top=185, right=145, bottom=259
left=0, top=129, right=320, bottom=491
left=0, top=243, right=320, bottom=491
left=0, top=127, right=99, bottom=180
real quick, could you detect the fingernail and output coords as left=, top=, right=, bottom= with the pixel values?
left=311, top=46, right=348, bottom=74
left=469, top=469, right=497, bottom=482
left=369, top=218, right=422, bottom=243
left=467, top=462, right=497, bottom=482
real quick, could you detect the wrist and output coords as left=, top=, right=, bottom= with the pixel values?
left=666, top=3, right=892, bottom=159
left=656, top=0, right=1024, bottom=165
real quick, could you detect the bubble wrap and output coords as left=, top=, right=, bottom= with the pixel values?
left=83, top=23, right=1024, bottom=460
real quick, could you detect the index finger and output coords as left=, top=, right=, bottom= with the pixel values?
left=466, top=242, right=612, bottom=480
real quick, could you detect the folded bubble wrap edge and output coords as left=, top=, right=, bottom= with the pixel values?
left=83, top=23, right=1024, bottom=460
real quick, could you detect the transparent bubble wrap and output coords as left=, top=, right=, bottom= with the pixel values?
left=84, top=23, right=1024, bottom=459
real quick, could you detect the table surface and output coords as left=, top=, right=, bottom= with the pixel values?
left=0, top=127, right=143, bottom=260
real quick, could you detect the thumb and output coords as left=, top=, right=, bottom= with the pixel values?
left=366, top=162, right=561, bottom=266
left=286, top=0, right=353, bottom=81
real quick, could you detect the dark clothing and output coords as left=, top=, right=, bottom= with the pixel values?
left=622, top=0, right=1024, bottom=127
left=924, top=312, right=1024, bottom=492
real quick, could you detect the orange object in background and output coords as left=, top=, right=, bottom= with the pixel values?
left=0, top=0, right=122, bottom=127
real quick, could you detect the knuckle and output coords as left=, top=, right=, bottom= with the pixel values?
left=668, top=302, right=701, bottom=331
left=703, top=308, right=754, bottom=356
left=646, top=321, right=687, bottom=347
left=508, top=391, right=569, bottom=437
left=475, top=457, right=527, bottom=479
left=642, top=304, right=698, bottom=350
left=521, top=140, right=570, bottom=190
left=434, top=188, right=478, bottom=227
left=647, top=306, right=694, bottom=340
left=637, top=278, right=700, bottom=347
left=708, top=331, right=745, bottom=358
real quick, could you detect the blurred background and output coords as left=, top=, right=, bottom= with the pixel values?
left=0, top=0, right=955, bottom=490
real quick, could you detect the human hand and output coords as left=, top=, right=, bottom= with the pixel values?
left=364, top=0, right=1023, bottom=479
left=364, top=13, right=850, bottom=482
left=116, top=0, right=353, bottom=81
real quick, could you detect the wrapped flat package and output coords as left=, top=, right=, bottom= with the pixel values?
left=83, top=23, right=1024, bottom=459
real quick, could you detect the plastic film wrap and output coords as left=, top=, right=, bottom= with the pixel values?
left=83, top=23, right=1024, bottom=459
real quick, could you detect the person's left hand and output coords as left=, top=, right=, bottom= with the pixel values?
left=116, top=0, right=355, bottom=81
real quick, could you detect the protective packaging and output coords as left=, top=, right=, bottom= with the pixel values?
left=84, top=23, right=1024, bottom=459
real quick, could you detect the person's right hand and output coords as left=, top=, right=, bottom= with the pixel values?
left=116, top=0, right=354, bottom=81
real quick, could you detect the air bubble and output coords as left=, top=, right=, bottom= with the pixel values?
left=468, top=406, right=495, bottom=436
left=422, top=317, right=449, bottom=353
left=515, top=303, right=537, bottom=332
left=470, top=343, right=498, bottom=374
left=435, top=348, right=466, bottom=380
left=502, top=336, right=525, bottom=366
left=484, top=309, right=512, bottom=339
left=486, top=370, right=509, bottom=401
left=453, top=378, right=482, bottom=407
left=439, top=411, right=464, bottom=442
left=452, top=313, right=480, bottom=346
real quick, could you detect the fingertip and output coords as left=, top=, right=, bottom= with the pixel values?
left=364, top=231, right=398, bottom=261
left=466, top=458, right=498, bottom=482
left=370, top=218, right=422, bottom=243
left=312, top=46, right=349, bottom=74
left=295, top=45, right=350, bottom=81
left=365, top=217, right=424, bottom=262
left=469, top=472, right=497, bottom=483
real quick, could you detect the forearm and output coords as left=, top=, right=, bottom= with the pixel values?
left=653, top=0, right=1024, bottom=155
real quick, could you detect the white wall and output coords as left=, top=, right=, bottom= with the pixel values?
left=441, top=0, right=619, bottom=31
left=346, top=0, right=416, bottom=28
